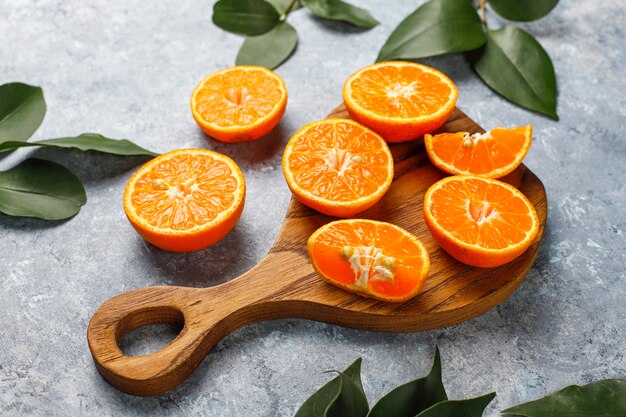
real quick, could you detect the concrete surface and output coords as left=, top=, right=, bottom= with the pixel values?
left=1, top=0, right=624, bottom=416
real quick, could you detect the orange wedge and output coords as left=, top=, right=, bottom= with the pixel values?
left=308, top=219, right=430, bottom=302
left=424, top=175, right=539, bottom=268
left=282, top=119, right=393, bottom=218
left=123, top=149, right=246, bottom=252
left=342, top=61, right=458, bottom=142
left=425, top=125, right=532, bottom=178
left=190, top=66, right=287, bottom=142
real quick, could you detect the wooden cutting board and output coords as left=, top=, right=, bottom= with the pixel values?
left=87, top=105, right=547, bottom=396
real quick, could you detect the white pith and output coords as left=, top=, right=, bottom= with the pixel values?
left=386, top=82, right=417, bottom=107
left=345, top=246, right=395, bottom=288
left=325, top=148, right=357, bottom=175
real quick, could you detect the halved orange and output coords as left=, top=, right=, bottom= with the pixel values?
left=190, top=66, right=287, bottom=143
left=343, top=62, right=458, bottom=143
left=282, top=119, right=393, bottom=218
left=308, top=219, right=430, bottom=302
left=123, top=149, right=246, bottom=252
left=425, top=125, right=532, bottom=178
left=424, top=175, right=539, bottom=268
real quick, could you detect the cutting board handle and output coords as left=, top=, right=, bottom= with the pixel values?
left=87, top=285, right=238, bottom=396
left=86, top=253, right=316, bottom=396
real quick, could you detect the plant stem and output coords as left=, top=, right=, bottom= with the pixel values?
left=283, top=0, right=298, bottom=17
left=479, top=0, right=488, bottom=30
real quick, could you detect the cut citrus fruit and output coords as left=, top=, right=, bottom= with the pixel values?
left=282, top=118, right=393, bottom=218
left=308, top=219, right=430, bottom=302
left=425, top=125, right=532, bottom=178
left=190, top=66, right=287, bottom=143
left=123, top=148, right=246, bottom=252
left=342, top=61, right=458, bottom=143
left=423, top=175, right=539, bottom=268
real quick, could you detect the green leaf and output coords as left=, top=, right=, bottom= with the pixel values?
left=417, top=392, right=496, bottom=417
left=377, top=0, right=485, bottom=62
left=301, top=0, right=378, bottom=29
left=0, top=133, right=158, bottom=156
left=502, top=379, right=626, bottom=417
left=267, top=0, right=301, bottom=14
left=0, top=82, right=46, bottom=144
left=470, top=26, right=558, bottom=119
left=488, top=0, right=558, bottom=22
left=294, top=358, right=367, bottom=417
left=367, top=347, right=448, bottom=417
left=0, top=158, right=86, bottom=220
left=213, top=0, right=280, bottom=36
left=236, top=21, right=298, bottom=69
left=325, top=371, right=369, bottom=417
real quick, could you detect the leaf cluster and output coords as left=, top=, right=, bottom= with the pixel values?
left=295, top=348, right=495, bottom=417
left=213, top=0, right=561, bottom=119
left=212, top=0, right=379, bottom=69
left=294, top=348, right=626, bottom=417
left=0, top=82, right=157, bottom=221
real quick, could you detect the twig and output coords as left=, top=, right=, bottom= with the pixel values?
left=479, top=0, right=488, bottom=30
left=283, top=0, right=298, bottom=17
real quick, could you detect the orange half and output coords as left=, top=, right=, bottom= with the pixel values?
left=191, top=66, right=287, bottom=142
left=308, top=219, right=430, bottom=302
left=425, top=125, right=532, bottom=178
left=424, top=175, right=539, bottom=268
left=282, top=119, right=394, bottom=218
left=123, top=149, right=246, bottom=252
left=343, top=61, right=458, bottom=142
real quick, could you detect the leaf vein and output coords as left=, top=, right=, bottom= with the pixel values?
left=0, top=185, right=83, bottom=205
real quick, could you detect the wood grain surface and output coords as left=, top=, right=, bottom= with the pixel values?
left=87, top=104, right=548, bottom=396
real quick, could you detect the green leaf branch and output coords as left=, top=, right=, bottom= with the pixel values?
left=295, top=347, right=495, bottom=417
left=0, top=133, right=157, bottom=156
left=214, top=0, right=560, bottom=118
left=213, top=0, right=379, bottom=70
left=0, top=82, right=157, bottom=221
left=294, top=348, right=626, bottom=417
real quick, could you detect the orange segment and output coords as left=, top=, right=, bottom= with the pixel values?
left=282, top=119, right=393, bottom=217
left=190, top=66, right=287, bottom=142
left=308, top=219, right=430, bottom=302
left=123, top=149, right=245, bottom=252
left=425, top=125, right=532, bottom=178
left=343, top=62, right=458, bottom=142
left=423, top=175, right=539, bottom=268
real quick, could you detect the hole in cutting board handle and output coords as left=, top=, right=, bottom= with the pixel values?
left=114, top=306, right=185, bottom=356
left=118, top=323, right=184, bottom=356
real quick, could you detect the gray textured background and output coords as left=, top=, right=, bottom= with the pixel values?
left=1, top=0, right=625, bottom=416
